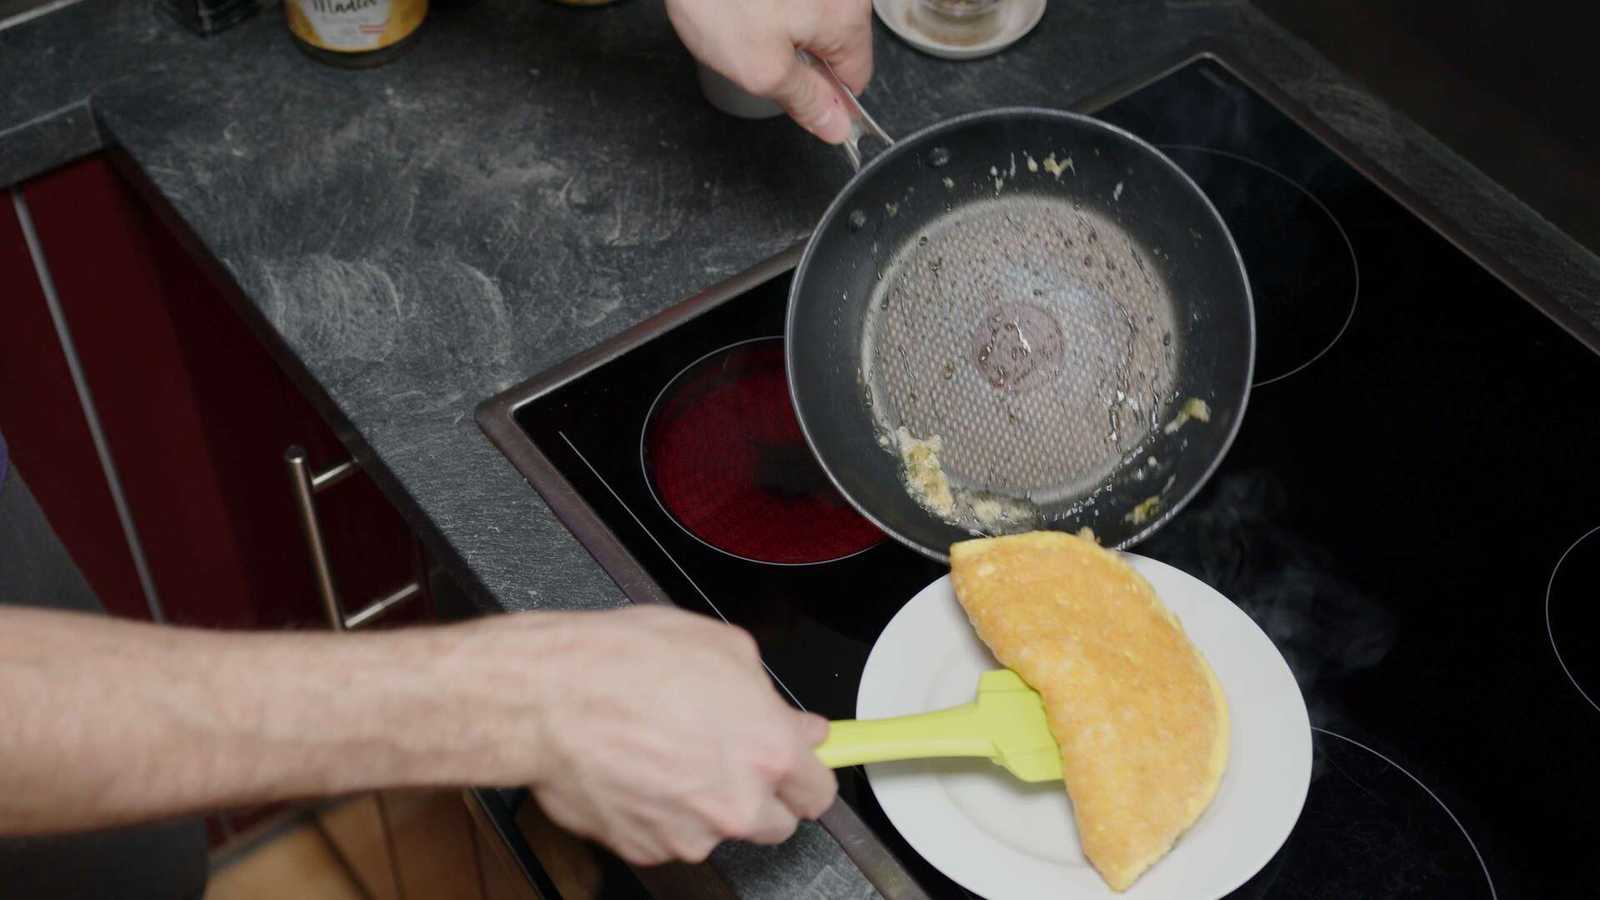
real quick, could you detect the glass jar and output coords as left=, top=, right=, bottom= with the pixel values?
left=286, top=0, right=429, bottom=69
left=911, top=0, right=1006, bottom=47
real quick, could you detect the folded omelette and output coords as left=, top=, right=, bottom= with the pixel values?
left=949, top=531, right=1229, bottom=892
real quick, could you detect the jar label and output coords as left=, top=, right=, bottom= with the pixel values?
left=287, top=0, right=427, bottom=53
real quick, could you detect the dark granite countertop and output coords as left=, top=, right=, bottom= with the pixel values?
left=4, top=0, right=1599, bottom=896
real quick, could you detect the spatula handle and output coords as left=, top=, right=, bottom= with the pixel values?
left=816, top=703, right=995, bottom=768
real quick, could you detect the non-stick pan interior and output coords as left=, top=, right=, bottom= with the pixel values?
left=787, top=109, right=1253, bottom=561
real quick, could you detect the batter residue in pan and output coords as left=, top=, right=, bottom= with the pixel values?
left=893, top=426, right=1039, bottom=533
left=1162, top=397, right=1212, bottom=434
left=1042, top=152, right=1074, bottom=179
left=964, top=492, right=1038, bottom=533
left=1125, top=494, right=1162, bottom=525
left=895, top=426, right=956, bottom=518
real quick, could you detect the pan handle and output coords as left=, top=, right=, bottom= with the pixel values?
left=797, top=50, right=894, bottom=171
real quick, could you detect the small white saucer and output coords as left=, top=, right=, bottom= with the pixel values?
left=874, top=0, right=1047, bottom=61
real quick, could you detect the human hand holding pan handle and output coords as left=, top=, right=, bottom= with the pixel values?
left=796, top=49, right=894, bottom=170
left=783, top=70, right=1256, bottom=560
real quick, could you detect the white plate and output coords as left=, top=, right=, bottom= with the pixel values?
left=873, top=0, right=1047, bottom=61
left=858, top=555, right=1311, bottom=900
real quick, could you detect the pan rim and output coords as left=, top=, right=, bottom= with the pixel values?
left=786, top=106, right=1256, bottom=561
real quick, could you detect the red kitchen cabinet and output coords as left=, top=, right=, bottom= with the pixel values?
left=17, top=155, right=431, bottom=632
left=7, top=155, right=435, bottom=850
left=0, top=188, right=153, bottom=620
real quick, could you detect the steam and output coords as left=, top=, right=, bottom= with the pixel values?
left=1142, top=471, right=1396, bottom=728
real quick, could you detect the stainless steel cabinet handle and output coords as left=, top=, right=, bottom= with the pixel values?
left=285, top=446, right=421, bottom=631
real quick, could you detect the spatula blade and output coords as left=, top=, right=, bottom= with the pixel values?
left=975, top=670, right=1063, bottom=782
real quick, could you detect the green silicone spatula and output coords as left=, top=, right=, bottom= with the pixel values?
left=816, top=670, right=1063, bottom=782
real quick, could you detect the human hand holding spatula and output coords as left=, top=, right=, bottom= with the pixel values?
left=816, top=670, right=1062, bottom=783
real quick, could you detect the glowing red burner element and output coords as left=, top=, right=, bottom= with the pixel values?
left=644, top=338, right=884, bottom=565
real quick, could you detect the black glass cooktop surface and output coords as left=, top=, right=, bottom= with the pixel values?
left=497, top=58, right=1600, bottom=899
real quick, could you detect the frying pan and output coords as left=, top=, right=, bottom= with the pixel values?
left=786, top=61, right=1254, bottom=562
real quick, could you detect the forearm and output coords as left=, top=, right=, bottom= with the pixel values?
left=0, top=607, right=562, bottom=834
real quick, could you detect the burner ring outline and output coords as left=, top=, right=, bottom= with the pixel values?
left=639, top=335, right=883, bottom=567
left=1313, top=727, right=1498, bottom=900
left=1158, top=144, right=1361, bottom=388
left=1546, top=524, right=1600, bottom=714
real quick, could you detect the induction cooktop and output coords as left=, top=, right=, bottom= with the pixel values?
left=480, top=53, right=1600, bottom=899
